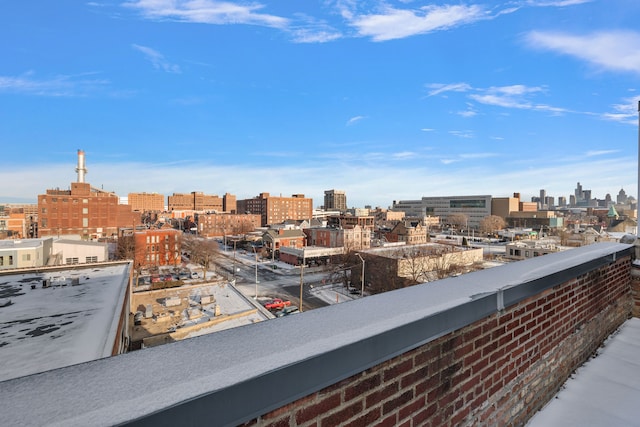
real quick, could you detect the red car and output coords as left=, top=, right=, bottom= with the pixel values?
left=263, top=298, right=291, bottom=311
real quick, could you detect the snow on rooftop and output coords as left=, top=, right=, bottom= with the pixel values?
left=0, top=263, right=130, bottom=382
left=527, top=317, right=640, bottom=427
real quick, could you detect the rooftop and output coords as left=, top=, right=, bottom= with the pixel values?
left=0, top=263, right=130, bottom=382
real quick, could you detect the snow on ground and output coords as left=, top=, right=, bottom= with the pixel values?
left=527, top=317, right=640, bottom=427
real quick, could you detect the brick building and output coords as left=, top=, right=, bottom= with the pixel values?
left=167, top=192, right=236, bottom=213
left=197, top=213, right=261, bottom=238
left=327, top=213, right=375, bottom=230
left=384, top=221, right=428, bottom=245
left=128, top=192, right=165, bottom=212
left=119, top=228, right=181, bottom=269
left=38, top=183, right=140, bottom=240
left=304, top=225, right=371, bottom=251
left=238, top=193, right=313, bottom=227
left=37, top=150, right=140, bottom=240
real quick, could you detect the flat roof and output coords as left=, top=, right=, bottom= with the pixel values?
left=527, top=317, right=640, bottom=426
left=0, top=263, right=130, bottom=382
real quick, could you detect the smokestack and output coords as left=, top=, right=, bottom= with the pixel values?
left=76, top=149, right=88, bottom=183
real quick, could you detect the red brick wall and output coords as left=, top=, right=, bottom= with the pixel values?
left=246, top=256, right=632, bottom=426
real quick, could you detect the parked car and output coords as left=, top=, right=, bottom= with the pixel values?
left=275, top=306, right=299, bottom=317
left=263, top=298, right=291, bottom=311
left=191, top=271, right=200, bottom=279
left=151, top=275, right=161, bottom=283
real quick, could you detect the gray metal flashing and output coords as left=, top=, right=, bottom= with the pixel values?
left=125, top=291, right=499, bottom=427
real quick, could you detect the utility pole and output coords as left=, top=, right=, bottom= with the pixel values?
left=299, top=252, right=305, bottom=312
left=637, top=100, right=640, bottom=238
left=356, top=253, right=365, bottom=298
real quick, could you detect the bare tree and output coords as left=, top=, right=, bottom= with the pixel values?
left=479, top=215, right=506, bottom=236
left=181, top=234, right=219, bottom=280
left=447, top=213, right=469, bottom=232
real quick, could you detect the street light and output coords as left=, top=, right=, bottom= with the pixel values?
left=356, top=253, right=365, bottom=298
left=251, top=245, right=259, bottom=298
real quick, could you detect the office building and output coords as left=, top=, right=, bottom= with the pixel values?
left=324, top=189, right=347, bottom=212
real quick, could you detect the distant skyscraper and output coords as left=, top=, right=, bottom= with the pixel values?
left=324, top=189, right=347, bottom=212
left=558, top=196, right=567, bottom=207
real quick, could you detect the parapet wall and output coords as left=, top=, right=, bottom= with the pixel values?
left=0, top=243, right=633, bottom=427
left=248, top=247, right=632, bottom=426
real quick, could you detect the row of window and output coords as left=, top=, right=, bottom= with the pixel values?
left=42, top=198, right=89, bottom=204
left=0, top=255, right=13, bottom=266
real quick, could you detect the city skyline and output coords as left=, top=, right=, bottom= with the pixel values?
left=1, top=1, right=639, bottom=207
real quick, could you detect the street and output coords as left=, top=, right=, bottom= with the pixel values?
left=213, top=248, right=331, bottom=312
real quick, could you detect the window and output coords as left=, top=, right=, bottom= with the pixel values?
left=86, top=256, right=98, bottom=263
left=66, top=257, right=79, bottom=265
left=82, top=208, right=88, bottom=214
left=22, top=254, right=31, bottom=261
left=42, top=208, right=47, bottom=214
left=83, top=199, right=88, bottom=204
left=51, top=198, right=58, bottom=202
left=8, top=256, right=13, bottom=265
left=0, top=256, right=3, bottom=266
left=82, top=218, right=88, bottom=227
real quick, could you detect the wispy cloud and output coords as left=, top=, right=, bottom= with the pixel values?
left=525, top=0, right=593, bottom=6
left=346, top=115, right=366, bottom=126
left=132, top=44, right=181, bottom=73
left=601, top=97, right=639, bottom=124
left=426, top=82, right=472, bottom=97
left=0, top=71, right=109, bottom=97
left=586, top=149, right=620, bottom=157
left=392, top=151, right=417, bottom=159
left=124, top=0, right=289, bottom=29
left=429, top=82, right=573, bottom=115
left=449, top=130, right=474, bottom=138
left=347, top=4, right=489, bottom=41
left=525, top=30, right=640, bottom=76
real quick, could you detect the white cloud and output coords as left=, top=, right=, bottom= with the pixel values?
left=525, top=0, right=593, bottom=6
left=0, top=72, right=109, bottom=97
left=392, top=151, right=417, bottom=159
left=132, top=44, right=181, bottom=73
left=124, top=0, right=289, bottom=28
left=601, top=97, right=640, bottom=125
left=421, top=128, right=435, bottom=132
left=346, top=115, right=366, bottom=126
left=426, top=82, right=472, bottom=97
left=525, top=30, right=640, bottom=76
left=349, top=4, right=489, bottom=41
left=586, top=150, right=620, bottom=157
left=449, top=130, right=474, bottom=138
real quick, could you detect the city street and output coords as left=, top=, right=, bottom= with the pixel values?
left=213, top=247, right=333, bottom=312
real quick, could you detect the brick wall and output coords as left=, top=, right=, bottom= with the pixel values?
left=246, top=255, right=632, bottom=426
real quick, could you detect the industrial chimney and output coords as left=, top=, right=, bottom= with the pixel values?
left=75, top=149, right=88, bottom=183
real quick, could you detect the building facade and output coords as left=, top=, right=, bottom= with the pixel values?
left=238, top=193, right=313, bottom=227
left=197, top=213, right=261, bottom=238
left=38, top=183, right=140, bottom=239
left=324, top=189, right=347, bottom=212
left=304, top=225, right=371, bottom=251
left=0, top=238, right=53, bottom=270
left=128, top=193, right=165, bottom=212
left=393, top=195, right=492, bottom=229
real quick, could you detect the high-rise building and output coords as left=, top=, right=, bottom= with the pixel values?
left=223, top=193, right=237, bottom=214
left=324, top=189, right=347, bottom=212
left=37, top=150, right=140, bottom=239
left=128, top=192, right=165, bottom=212
left=237, top=193, right=313, bottom=227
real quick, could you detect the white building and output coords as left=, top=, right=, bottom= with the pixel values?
left=0, top=238, right=53, bottom=270
left=393, top=195, right=492, bottom=229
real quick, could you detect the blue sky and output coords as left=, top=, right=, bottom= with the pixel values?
left=1, top=0, right=639, bottom=208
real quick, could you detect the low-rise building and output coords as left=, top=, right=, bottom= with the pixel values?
left=0, top=238, right=53, bottom=270
left=505, top=239, right=563, bottom=260
left=197, top=213, right=261, bottom=238
left=0, top=263, right=131, bottom=382
left=52, top=239, right=109, bottom=265
left=356, top=243, right=483, bottom=293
